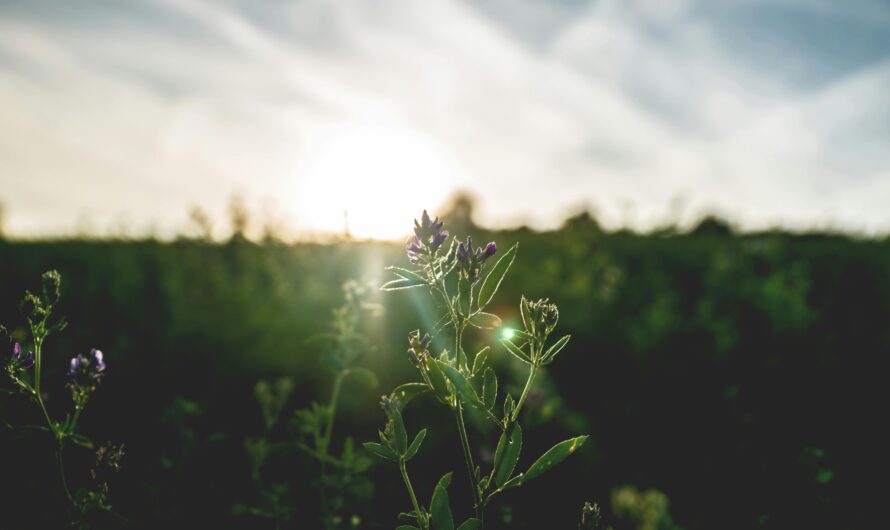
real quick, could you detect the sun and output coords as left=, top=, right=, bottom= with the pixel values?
left=287, top=121, right=463, bottom=240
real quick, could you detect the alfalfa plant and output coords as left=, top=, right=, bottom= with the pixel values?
left=364, top=211, right=587, bottom=529
left=236, top=280, right=380, bottom=528
left=2, top=270, right=124, bottom=525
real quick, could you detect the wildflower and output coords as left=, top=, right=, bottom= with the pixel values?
left=8, top=342, right=34, bottom=370
left=456, top=236, right=498, bottom=281
left=380, top=393, right=400, bottom=417
left=406, top=236, right=423, bottom=264
left=521, top=297, right=559, bottom=339
left=579, top=502, right=605, bottom=530
left=408, top=329, right=431, bottom=352
left=406, top=330, right=431, bottom=366
left=68, top=348, right=106, bottom=387
left=406, top=210, right=449, bottom=262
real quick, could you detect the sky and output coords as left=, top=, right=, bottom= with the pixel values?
left=1, top=0, right=889, bottom=239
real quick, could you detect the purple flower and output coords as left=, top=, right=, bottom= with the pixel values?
left=414, top=210, right=445, bottom=241
left=456, top=236, right=472, bottom=266
left=406, top=235, right=423, bottom=264
left=68, top=348, right=106, bottom=386
left=430, top=229, right=449, bottom=252
left=8, top=342, right=34, bottom=370
left=455, top=236, right=498, bottom=280
left=407, top=210, right=449, bottom=261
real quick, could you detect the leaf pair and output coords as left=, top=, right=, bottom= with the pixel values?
left=397, top=472, right=481, bottom=530
left=381, top=264, right=429, bottom=291
left=498, top=435, right=589, bottom=491
left=500, top=333, right=571, bottom=366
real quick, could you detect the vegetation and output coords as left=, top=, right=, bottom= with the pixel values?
left=0, top=203, right=881, bottom=529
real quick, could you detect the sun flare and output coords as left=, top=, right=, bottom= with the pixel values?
left=287, top=121, right=463, bottom=240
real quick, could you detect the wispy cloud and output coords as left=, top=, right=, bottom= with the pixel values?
left=0, top=0, right=888, bottom=236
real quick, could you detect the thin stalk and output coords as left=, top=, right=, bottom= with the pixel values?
left=399, top=459, right=427, bottom=530
left=455, top=404, right=482, bottom=521
left=511, top=363, right=537, bottom=423
left=319, top=370, right=346, bottom=520
left=321, top=371, right=345, bottom=457
left=56, top=445, right=73, bottom=503
left=33, top=339, right=55, bottom=434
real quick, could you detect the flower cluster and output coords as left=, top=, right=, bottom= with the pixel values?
left=521, top=296, right=559, bottom=341
left=406, top=210, right=449, bottom=263
left=7, top=342, right=34, bottom=371
left=406, top=330, right=431, bottom=366
left=68, top=348, right=106, bottom=386
left=379, top=394, right=407, bottom=455
left=579, top=501, right=607, bottom=530
left=455, top=236, right=497, bottom=281
left=67, top=348, right=106, bottom=409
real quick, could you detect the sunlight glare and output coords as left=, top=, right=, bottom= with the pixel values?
left=288, top=121, right=462, bottom=240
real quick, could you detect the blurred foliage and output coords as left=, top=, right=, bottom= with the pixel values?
left=0, top=212, right=885, bottom=529
left=610, top=486, right=680, bottom=530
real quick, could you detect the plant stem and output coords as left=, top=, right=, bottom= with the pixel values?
left=319, top=370, right=346, bottom=520
left=511, top=363, right=537, bottom=423
left=32, top=339, right=55, bottom=433
left=399, top=459, right=427, bottom=530
left=455, top=404, right=482, bottom=521
left=56, top=444, right=73, bottom=503
left=321, top=371, right=345, bottom=457
left=34, top=337, right=43, bottom=396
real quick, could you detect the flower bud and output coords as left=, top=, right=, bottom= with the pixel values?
left=407, top=210, right=449, bottom=261
left=579, top=502, right=605, bottom=530
left=41, top=270, right=62, bottom=306
left=8, top=342, right=34, bottom=370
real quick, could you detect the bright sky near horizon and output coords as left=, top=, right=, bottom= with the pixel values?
left=1, top=0, right=889, bottom=239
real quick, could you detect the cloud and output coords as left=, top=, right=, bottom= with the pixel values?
left=0, top=0, right=888, bottom=236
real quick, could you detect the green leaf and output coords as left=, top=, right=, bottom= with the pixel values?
left=404, top=429, right=427, bottom=461
left=386, top=266, right=429, bottom=284
left=542, top=334, right=571, bottom=364
left=510, top=329, right=535, bottom=347
left=390, top=405, right=408, bottom=454
left=482, top=368, right=497, bottom=410
left=68, top=433, right=94, bottom=449
left=436, top=361, right=484, bottom=409
left=503, top=394, right=515, bottom=422
left=493, top=422, right=522, bottom=487
left=478, top=243, right=518, bottom=309
left=430, top=472, right=454, bottom=530
left=392, top=382, right=430, bottom=408
left=362, top=442, right=398, bottom=462
left=471, top=347, right=489, bottom=376
left=469, top=311, right=502, bottom=329
left=520, top=296, right=533, bottom=335
left=346, top=367, right=379, bottom=388
left=426, top=357, right=451, bottom=401
left=396, top=526, right=420, bottom=530
left=500, top=339, right=532, bottom=365
left=518, top=435, right=588, bottom=485
left=457, top=519, right=482, bottom=530
left=381, top=278, right=427, bottom=291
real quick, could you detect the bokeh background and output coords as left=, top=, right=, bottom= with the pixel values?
left=1, top=1, right=888, bottom=529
